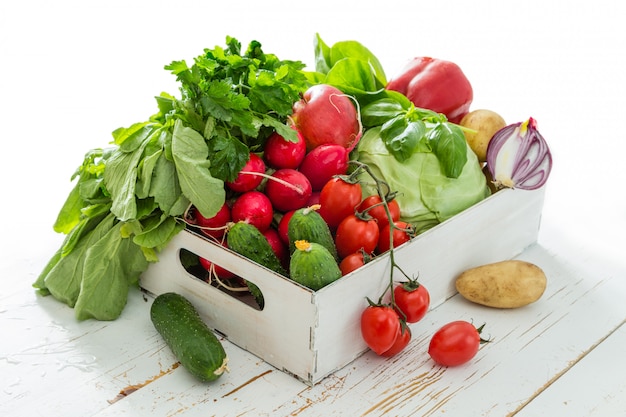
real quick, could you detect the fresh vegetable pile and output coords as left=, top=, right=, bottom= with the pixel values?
left=35, top=33, right=553, bottom=377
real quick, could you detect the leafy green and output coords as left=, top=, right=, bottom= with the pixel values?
left=362, top=96, right=468, bottom=178
left=165, top=35, right=309, bottom=181
left=35, top=37, right=310, bottom=321
left=307, top=34, right=392, bottom=108
left=40, top=212, right=117, bottom=308
left=171, top=121, right=225, bottom=218
left=74, top=219, right=149, bottom=321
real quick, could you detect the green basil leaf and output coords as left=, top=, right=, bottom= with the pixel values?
left=361, top=98, right=406, bottom=128
left=380, top=116, right=425, bottom=162
left=427, top=122, right=468, bottom=178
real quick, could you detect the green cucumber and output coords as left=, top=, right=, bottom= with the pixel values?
left=227, top=221, right=287, bottom=309
left=290, top=240, right=342, bottom=291
left=288, top=205, right=338, bottom=260
left=150, top=292, right=228, bottom=382
left=227, top=221, right=287, bottom=276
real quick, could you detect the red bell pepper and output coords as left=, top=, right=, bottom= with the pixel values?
left=386, top=57, right=473, bottom=124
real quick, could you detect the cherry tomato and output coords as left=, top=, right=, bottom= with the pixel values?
left=318, top=178, right=362, bottom=228
left=393, top=282, right=430, bottom=323
left=381, top=325, right=412, bottom=357
left=339, top=251, right=367, bottom=276
left=358, top=195, right=401, bottom=230
left=335, top=214, right=380, bottom=259
left=428, top=321, right=487, bottom=367
left=360, top=305, right=401, bottom=355
left=377, top=221, right=414, bottom=254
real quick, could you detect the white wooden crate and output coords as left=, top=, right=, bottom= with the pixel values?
left=140, top=186, right=545, bottom=385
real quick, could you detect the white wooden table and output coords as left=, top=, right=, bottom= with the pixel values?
left=2, top=1, right=625, bottom=416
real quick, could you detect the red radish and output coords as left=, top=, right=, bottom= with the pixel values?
left=292, top=84, right=362, bottom=152
left=194, top=202, right=231, bottom=239
left=231, top=191, right=274, bottom=231
left=262, top=227, right=289, bottom=270
left=199, top=242, right=237, bottom=280
left=264, top=129, right=307, bottom=169
left=264, top=168, right=312, bottom=212
left=277, top=210, right=296, bottom=246
left=298, top=144, right=349, bottom=191
left=226, top=153, right=265, bottom=192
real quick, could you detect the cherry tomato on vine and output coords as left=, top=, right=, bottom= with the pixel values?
left=393, top=281, right=430, bottom=323
left=335, top=214, right=380, bottom=259
left=428, top=321, right=488, bottom=367
left=377, top=221, right=414, bottom=254
left=380, top=325, right=412, bottom=357
left=358, top=195, right=401, bottom=230
left=360, top=305, right=401, bottom=355
left=339, top=251, right=370, bottom=276
left=318, top=177, right=362, bottom=228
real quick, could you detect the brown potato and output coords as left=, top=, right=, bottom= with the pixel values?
left=460, top=109, right=507, bottom=162
left=455, top=260, right=547, bottom=308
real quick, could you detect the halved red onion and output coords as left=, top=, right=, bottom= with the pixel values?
left=486, top=117, right=552, bottom=190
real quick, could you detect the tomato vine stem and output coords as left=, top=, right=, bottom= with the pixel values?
left=348, top=160, right=414, bottom=309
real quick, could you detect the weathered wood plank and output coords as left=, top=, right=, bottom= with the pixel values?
left=516, top=321, right=626, bottom=417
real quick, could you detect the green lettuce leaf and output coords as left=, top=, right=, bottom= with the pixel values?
left=171, top=120, right=225, bottom=219
left=74, top=220, right=149, bottom=321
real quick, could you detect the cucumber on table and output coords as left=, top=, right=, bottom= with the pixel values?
left=150, top=292, right=228, bottom=382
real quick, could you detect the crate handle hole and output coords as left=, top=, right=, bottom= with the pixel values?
left=179, top=248, right=264, bottom=311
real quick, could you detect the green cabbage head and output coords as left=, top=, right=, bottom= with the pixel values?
left=355, top=126, right=491, bottom=233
